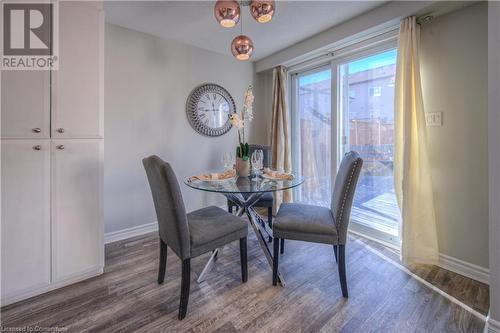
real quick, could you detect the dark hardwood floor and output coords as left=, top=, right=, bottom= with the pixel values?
left=1, top=227, right=488, bottom=332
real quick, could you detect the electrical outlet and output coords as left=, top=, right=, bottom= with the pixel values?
left=425, top=112, right=443, bottom=127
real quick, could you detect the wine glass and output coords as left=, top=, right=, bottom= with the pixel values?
left=251, top=150, right=264, bottom=180
left=222, top=152, right=233, bottom=170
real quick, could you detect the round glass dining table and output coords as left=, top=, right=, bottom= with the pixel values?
left=184, top=170, right=303, bottom=286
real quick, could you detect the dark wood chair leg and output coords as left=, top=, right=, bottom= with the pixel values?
left=338, top=245, right=348, bottom=298
left=178, top=258, right=191, bottom=320
left=280, top=238, right=284, bottom=254
left=240, top=237, right=248, bottom=283
left=267, top=207, right=273, bottom=242
left=333, top=245, right=338, bottom=263
left=158, top=239, right=167, bottom=284
left=228, top=204, right=233, bottom=214
left=272, top=238, right=279, bottom=286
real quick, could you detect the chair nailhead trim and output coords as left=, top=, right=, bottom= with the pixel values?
left=337, top=158, right=360, bottom=243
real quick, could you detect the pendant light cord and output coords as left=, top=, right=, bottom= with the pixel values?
left=240, top=1, right=243, bottom=35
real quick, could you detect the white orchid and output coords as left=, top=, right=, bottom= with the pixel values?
left=229, top=113, right=244, bottom=129
left=244, top=86, right=254, bottom=107
left=233, top=85, right=255, bottom=159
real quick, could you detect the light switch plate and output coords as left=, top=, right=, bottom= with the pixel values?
left=425, top=112, right=443, bottom=127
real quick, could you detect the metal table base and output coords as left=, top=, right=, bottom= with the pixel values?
left=195, top=192, right=285, bottom=286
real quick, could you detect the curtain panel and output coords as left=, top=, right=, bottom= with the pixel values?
left=394, top=16, right=439, bottom=265
left=271, top=66, right=292, bottom=213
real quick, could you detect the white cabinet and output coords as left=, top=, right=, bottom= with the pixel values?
left=1, top=140, right=51, bottom=299
left=51, top=140, right=103, bottom=281
left=51, top=2, right=103, bottom=139
left=0, top=2, right=104, bottom=306
left=1, top=71, right=50, bottom=138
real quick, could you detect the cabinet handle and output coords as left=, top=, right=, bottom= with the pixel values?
left=33, top=145, right=42, bottom=151
left=56, top=145, right=65, bottom=150
left=57, top=128, right=65, bottom=133
left=32, top=128, right=41, bottom=133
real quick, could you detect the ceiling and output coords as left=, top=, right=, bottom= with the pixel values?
left=104, top=1, right=388, bottom=61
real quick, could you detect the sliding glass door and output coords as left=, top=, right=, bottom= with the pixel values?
left=291, top=67, right=332, bottom=207
left=291, top=43, right=400, bottom=246
left=336, top=48, right=400, bottom=245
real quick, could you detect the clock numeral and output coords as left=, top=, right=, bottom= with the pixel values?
left=204, top=119, right=209, bottom=125
left=199, top=113, right=206, bottom=118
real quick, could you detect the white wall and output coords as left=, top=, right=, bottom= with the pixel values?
left=420, top=2, right=489, bottom=268
left=104, top=24, right=254, bottom=234
left=253, top=69, right=274, bottom=144
left=488, top=2, right=500, bottom=331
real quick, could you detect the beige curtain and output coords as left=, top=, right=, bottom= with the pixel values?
left=271, top=66, right=292, bottom=213
left=394, top=16, right=439, bottom=265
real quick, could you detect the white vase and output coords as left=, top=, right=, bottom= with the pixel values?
left=235, top=157, right=250, bottom=177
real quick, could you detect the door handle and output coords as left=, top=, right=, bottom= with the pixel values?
left=32, top=128, right=41, bottom=133
left=57, top=128, right=65, bottom=133
left=33, top=145, right=42, bottom=151
left=56, top=145, right=65, bottom=150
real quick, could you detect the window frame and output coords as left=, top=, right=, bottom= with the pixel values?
left=288, top=33, right=400, bottom=247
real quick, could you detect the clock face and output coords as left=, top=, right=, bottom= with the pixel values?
left=196, top=92, right=231, bottom=129
left=186, top=84, right=235, bottom=137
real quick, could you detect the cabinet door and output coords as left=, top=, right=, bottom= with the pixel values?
left=51, top=2, right=103, bottom=139
left=1, top=71, right=50, bottom=138
left=1, top=140, right=51, bottom=300
left=51, top=139, right=103, bottom=281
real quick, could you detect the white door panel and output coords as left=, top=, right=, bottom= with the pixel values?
left=51, top=2, right=103, bottom=139
left=51, top=139, right=103, bottom=281
left=1, top=71, right=50, bottom=138
left=1, top=140, right=51, bottom=297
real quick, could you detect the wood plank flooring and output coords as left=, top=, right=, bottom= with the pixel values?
left=1, top=229, right=487, bottom=332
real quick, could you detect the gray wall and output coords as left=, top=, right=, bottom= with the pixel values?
left=488, top=1, right=500, bottom=328
left=104, top=24, right=254, bottom=234
left=420, top=2, right=488, bottom=268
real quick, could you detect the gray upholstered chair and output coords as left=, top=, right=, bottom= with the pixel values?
left=143, top=155, right=248, bottom=320
left=272, top=151, right=363, bottom=297
left=228, top=144, right=274, bottom=230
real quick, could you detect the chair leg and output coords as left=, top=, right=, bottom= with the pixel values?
left=240, top=237, right=248, bottom=283
left=267, top=207, right=273, bottom=242
left=178, top=258, right=191, bottom=320
left=338, top=245, right=348, bottom=298
left=280, top=238, right=284, bottom=254
left=158, top=239, right=167, bottom=284
left=228, top=204, right=233, bottom=214
left=333, top=245, right=338, bottom=263
left=272, top=238, right=279, bottom=286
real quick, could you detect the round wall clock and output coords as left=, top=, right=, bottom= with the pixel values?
left=186, top=83, right=236, bottom=137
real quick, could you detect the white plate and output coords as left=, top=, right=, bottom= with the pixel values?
left=202, top=176, right=236, bottom=182
left=261, top=173, right=293, bottom=181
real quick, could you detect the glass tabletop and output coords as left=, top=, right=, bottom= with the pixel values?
left=184, top=169, right=304, bottom=194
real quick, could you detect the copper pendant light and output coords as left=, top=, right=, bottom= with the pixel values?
left=214, top=0, right=240, bottom=28
left=231, top=35, right=253, bottom=61
left=250, top=0, right=275, bottom=23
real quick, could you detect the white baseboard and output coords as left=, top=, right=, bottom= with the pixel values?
left=104, top=222, right=158, bottom=244
left=439, top=253, right=489, bottom=285
left=1, top=266, right=103, bottom=307
left=349, top=230, right=490, bottom=285
left=486, top=316, right=500, bottom=333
